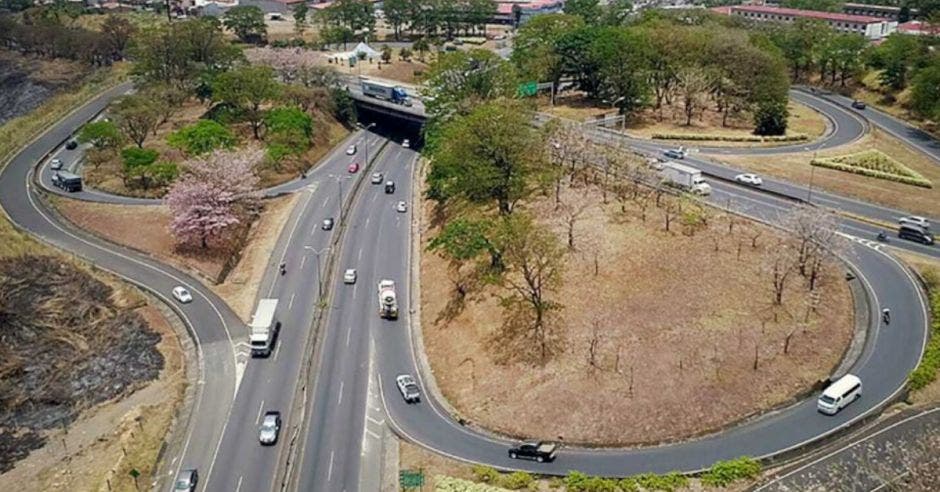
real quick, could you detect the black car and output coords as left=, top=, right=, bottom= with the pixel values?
left=898, top=224, right=934, bottom=245
left=51, top=171, right=83, bottom=192
left=508, top=441, right=558, bottom=463
left=322, top=218, right=335, bottom=230
left=851, top=100, right=867, bottom=110
left=385, top=181, right=395, bottom=194
left=65, top=140, right=78, bottom=150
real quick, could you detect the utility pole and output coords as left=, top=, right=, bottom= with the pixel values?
left=304, top=246, right=330, bottom=300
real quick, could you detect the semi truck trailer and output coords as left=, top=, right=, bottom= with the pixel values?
left=360, top=78, right=412, bottom=106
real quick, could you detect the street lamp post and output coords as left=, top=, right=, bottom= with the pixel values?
left=304, top=246, right=330, bottom=300
left=358, top=122, right=377, bottom=167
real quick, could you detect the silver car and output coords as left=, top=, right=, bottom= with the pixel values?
left=396, top=374, right=420, bottom=403
left=50, top=158, right=63, bottom=170
left=259, top=411, right=281, bottom=445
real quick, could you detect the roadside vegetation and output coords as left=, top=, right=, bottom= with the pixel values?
left=909, top=268, right=940, bottom=391
left=811, top=149, right=932, bottom=188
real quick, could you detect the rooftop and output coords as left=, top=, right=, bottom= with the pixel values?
left=731, top=5, right=887, bottom=24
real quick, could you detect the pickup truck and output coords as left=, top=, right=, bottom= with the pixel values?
left=507, top=441, right=558, bottom=462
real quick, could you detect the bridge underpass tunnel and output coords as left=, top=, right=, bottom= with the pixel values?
left=356, top=108, right=425, bottom=150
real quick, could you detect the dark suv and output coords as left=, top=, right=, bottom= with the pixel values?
left=898, top=224, right=934, bottom=245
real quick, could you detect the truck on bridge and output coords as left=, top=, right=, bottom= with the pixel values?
left=360, top=78, right=412, bottom=106
left=377, top=280, right=399, bottom=319
left=249, top=298, right=281, bottom=357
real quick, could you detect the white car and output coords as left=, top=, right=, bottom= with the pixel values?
left=258, top=411, right=281, bottom=445
left=734, top=173, right=763, bottom=186
left=371, top=172, right=383, bottom=184
left=402, top=139, right=410, bottom=148
left=50, top=158, right=63, bottom=170
left=172, top=286, right=193, bottom=304
left=899, top=216, right=930, bottom=229
left=396, top=374, right=420, bottom=403
left=346, top=144, right=357, bottom=155
left=396, top=201, right=407, bottom=213
left=344, top=269, right=357, bottom=284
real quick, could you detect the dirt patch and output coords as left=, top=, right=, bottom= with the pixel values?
left=54, top=199, right=228, bottom=282
left=330, top=49, right=430, bottom=85
left=716, top=128, right=940, bottom=218
left=0, top=255, right=164, bottom=473
left=543, top=96, right=826, bottom=147
left=214, top=194, right=299, bottom=321
left=419, top=179, right=853, bottom=445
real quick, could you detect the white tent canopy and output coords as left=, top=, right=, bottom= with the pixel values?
left=332, top=42, right=380, bottom=62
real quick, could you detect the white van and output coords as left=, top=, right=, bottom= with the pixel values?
left=817, top=374, right=862, bottom=415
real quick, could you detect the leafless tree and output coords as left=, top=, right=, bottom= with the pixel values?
left=661, top=198, right=680, bottom=232
left=763, top=239, right=797, bottom=305
left=558, top=199, right=590, bottom=251
left=781, top=205, right=843, bottom=291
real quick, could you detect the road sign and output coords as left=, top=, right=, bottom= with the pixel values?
left=400, top=469, right=425, bottom=488
left=518, top=81, right=538, bottom=97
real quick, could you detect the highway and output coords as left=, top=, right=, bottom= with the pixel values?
left=0, top=79, right=937, bottom=490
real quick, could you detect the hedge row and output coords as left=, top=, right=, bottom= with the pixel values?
left=811, top=150, right=933, bottom=189
left=909, top=272, right=940, bottom=391
left=435, top=475, right=511, bottom=491
left=700, top=457, right=762, bottom=487
left=651, top=133, right=809, bottom=142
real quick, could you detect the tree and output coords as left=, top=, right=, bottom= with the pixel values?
left=224, top=6, right=267, bottom=44
left=421, top=49, right=518, bottom=128
left=212, top=65, right=281, bottom=139
left=100, top=15, right=135, bottom=60
left=603, top=0, right=634, bottom=26
left=165, top=149, right=261, bottom=249
left=323, top=0, right=375, bottom=45
left=113, top=95, right=161, bottom=148
left=427, top=101, right=543, bottom=215
left=494, top=213, right=565, bottom=364
left=763, top=239, right=796, bottom=306
left=384, top=0, right=409, bottom=39
left=565, top=0, right=602, bottom=24
left=264, top=106, right=314, bottom=164
left=293, top=2, right=309, bottom=35
left=330, top=88, right=358, bottom=125
left=911, top=58, right=940, bottom=121
left=121, top=147, right=160, bottom=189
left=675, top=66, right=711, bottom=126
left=167, top=120, right=237, bottom=156
left=591, top=27, right=652, bottom=115
left=753, top=98, right=788, bottom=136
left=77, top=120, right=123, bottom=149
left=381, top=44, right=392, bottom=63
left=867, top=34, right=926, bottom=90
left=511, top=14, right=584, bottom=96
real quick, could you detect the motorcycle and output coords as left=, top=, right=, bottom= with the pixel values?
left=876, top=231, right=888, bottom=242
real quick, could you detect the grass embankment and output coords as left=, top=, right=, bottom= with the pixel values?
left=909, top=269, right=940, bottom=392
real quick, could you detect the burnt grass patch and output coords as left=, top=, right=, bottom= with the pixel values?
left=0, top=255, right=163, bottom=472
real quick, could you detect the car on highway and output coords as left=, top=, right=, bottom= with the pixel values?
left=817, top=374, right=861, bottom=415
left=344, top=268, right=357, bottom=284
left=346, top=144, right=357, bottom=155
left=508, top=441, right=558, bottom=463
left=663, top=148, right=687, bottom=159
left=65, top=140, right=78, bottom=150
left=851, top=100, right=867, bottom=110
left=396, top=374, right=421, bottom=403
left=348, top=162, right=360, bottom=173
left=402, top=139, right=410, bottom=148
left=396, top=201, right=407, bottom=213
left=898, top=224, right=934, bottom=245
left=49, top=158, right=63, bottom=171
left=385, top=181, right=395, bottom=194
left=322, top=218, right=335, bottom=230
left=172, top=286, right=193, bottom=304
left=734, top=173, right=763, bottom=186
left=259, top=411, right=281, bottom=445
left=174, top=469, right=198, bottom=491
left=371, top=172, right=383, bottom=184
left=899, top=216, right=930, bottom=229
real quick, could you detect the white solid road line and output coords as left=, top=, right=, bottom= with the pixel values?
left=346, top=326, right=352, bottom=347
left=327, top=450, right=335, bottom=482
left=338, top=381, right=344, bottom=406
left=235, top=475, right=243, bottom=492
left=256, top=400, right=265, bottom=425
left=288, top=293, right=296, bottom=311
left=300, top=255, right=306, bottom=270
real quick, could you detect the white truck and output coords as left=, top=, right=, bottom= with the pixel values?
left=249, top=298, right=281, bottom=357
left=659, top=161, right=712, bottom=196
left=360, top=78, right=412, bottom=106
left=377, top=280, right=399, bottom=319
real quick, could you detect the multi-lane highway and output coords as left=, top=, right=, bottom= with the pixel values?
left=1, top=80, right=937, bottom=491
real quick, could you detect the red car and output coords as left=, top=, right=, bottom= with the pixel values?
left=348, top=162, right=360, bottom=173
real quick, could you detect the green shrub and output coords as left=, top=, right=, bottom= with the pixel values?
left=651, top=133, right=808, bottom=143
left=909, top=289, right=940, bottom=390
left=564, top=471, right=619, bottom=492
left=700, top=457, right=762, bottom=487
left=811, top=150, right=932, bottom=188
left=471, top=465, right=500, bottom=483
left=498, top=471, right=534, bottom=490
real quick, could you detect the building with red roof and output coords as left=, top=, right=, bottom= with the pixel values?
left=729, top=5, right=897, bottom=40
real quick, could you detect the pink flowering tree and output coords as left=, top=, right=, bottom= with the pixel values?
left=165, top=149, right=262, bottom=249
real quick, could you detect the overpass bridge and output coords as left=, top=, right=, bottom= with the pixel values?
left=343, top=81, right=428, bottom=123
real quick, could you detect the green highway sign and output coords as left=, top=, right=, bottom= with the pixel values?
left=400, top=469, right=425, bottom=488
left=518, top=81, right=538, bottom=97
